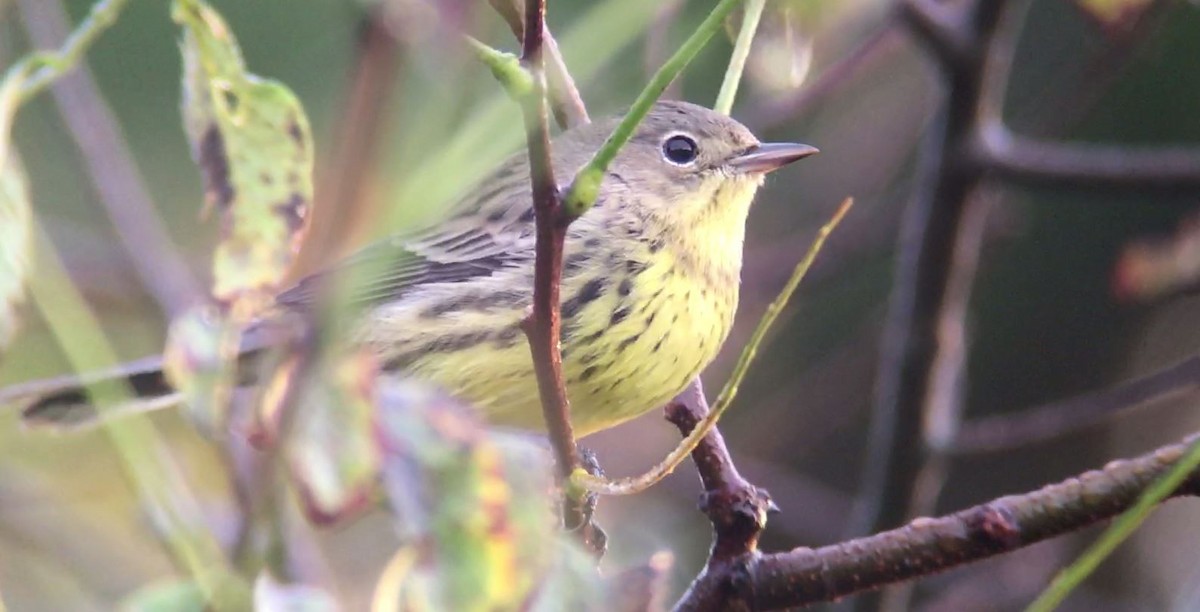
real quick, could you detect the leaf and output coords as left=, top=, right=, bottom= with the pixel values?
left=174, top=0, right=314, bottom=318
left=162, top=305, right=237, bottom=434
left=1113, top=212, right=1200, bottom=301
left=0, top=150, right=31, bottom=355
left=118, top=580, right=206, bottom=612
left=286, top=350, right=382, bottom=524
left=374, top=382, right=603, bottom=612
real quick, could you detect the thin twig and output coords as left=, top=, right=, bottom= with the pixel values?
left=676, top=433, right=1200, bottom=610
left=576, top=198, right=853, bottom=496
left=16, top=0, right=202, bottom=317
left=562, top=0, right=749, bottom=218
left=487, top=0, right=588, bottom=128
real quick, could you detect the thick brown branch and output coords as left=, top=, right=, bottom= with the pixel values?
left=677, top=434, right=1200, bottom=610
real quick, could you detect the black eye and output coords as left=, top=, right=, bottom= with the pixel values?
left=662, top=134, right=699, bottom=165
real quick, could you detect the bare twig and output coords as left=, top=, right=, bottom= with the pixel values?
left=676, top=433, right=1200, bottom=610
left=14, top=0, right=201, bottom=317
left=953, top=355, right=1200, bottom=455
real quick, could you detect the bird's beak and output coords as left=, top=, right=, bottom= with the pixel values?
left=729, top=142, right=819, bottom=174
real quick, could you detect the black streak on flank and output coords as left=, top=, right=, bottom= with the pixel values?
left=616, top=334, right=639, bottom=353
left=518, top=207, right=536, bottom=223
left=610, top=304, right=631, bottom=325
left=579, top=365, right=599, bottom=382
left=561, top=278, right=606, bottom=319
left=198, top=126, right=234, bottom=211
left=276, top=193, right=306, bottom=234
left=653, top=334, right=667, bottom=352
left=384, top=330, right=491, bottom=371
left=494, top=323, right=522, bottom=347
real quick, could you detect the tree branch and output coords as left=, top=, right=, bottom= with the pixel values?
left=677, top=434, right=1200, bottom=610
left=488, top=0, right=589, bottom=128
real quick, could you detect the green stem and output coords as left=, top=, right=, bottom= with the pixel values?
left=574, top=198, right=854, bottom=495
left=1025, top=436, right=1200, bottom=612
left=28, top=223, right=247, bottom=609
left=466, top=36, right=534, bottom=100
left=562, top=0, right=747, bottom=218
left=7, top=0, right=132, bottom=106
left=713, top=0, right=766, bottom=116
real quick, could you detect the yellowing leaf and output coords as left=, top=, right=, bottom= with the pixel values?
left=287, top=350, right=382, bottom=524
left=174, top=0, right=314, bottom=318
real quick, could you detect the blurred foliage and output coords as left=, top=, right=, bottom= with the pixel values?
left=1, top=0, right=1199, bottom=609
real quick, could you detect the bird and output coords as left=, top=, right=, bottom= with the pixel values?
left=1, top=100, right=817, bottom=437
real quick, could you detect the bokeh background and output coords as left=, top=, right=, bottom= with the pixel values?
left=2, top=0, right=1200, bottom=609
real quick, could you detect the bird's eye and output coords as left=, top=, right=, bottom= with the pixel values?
left=662, top=134, right=699, bottom=165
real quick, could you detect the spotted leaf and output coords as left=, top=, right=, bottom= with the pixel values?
left=175, top=0, right=314, bottom=318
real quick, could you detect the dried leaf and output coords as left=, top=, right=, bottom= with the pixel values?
left=175, top=0, right=314, bottom=318
left=287, top=350, right=382, bottom=524
left=374, top=382, right=602, bottom=611
left=1114, top=212, right=1200, bottom=301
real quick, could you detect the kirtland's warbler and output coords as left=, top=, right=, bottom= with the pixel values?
left=3, top=101, right=816, bottom=436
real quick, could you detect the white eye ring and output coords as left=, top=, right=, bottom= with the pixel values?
left=662, top=133, right=700, bottom=166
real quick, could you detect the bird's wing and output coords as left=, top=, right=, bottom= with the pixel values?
left=276, top=156, right=537, bottom=311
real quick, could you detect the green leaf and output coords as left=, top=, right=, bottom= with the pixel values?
left=119, top=580, right=206, bottom=612
left=174, top=0, right=315, bottom=318
left=374, top=382, right=603, bottom=611
left=285, top=350, right=382, bottom=524
left=162, top=305, right=237, bottom=434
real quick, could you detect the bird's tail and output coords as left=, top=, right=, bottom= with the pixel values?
left=0, top=355, right=182, bottom=430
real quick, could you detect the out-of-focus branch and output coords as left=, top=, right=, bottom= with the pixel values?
left=974, top=121, right=1200, bottom=189
left=850, top=4, right=1006, bottom=610
left=16, top=0, right=202, bottom=317
left=644, top=0, right=685, bottom=101
left=488, top=0, right=589, bottom=128
left=953, top=355, right=1200, bottom=455
left=676, top=434, right=1200, bottom=610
